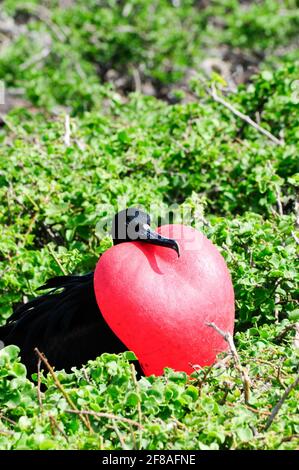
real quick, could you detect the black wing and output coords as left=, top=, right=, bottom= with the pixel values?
left=0, top=272, right=128, bottom=376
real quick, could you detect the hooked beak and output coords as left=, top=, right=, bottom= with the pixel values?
left=138, top=224, right=180, bottom=257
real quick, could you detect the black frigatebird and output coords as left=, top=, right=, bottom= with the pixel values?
left=0, top=208, right=180, bottom=376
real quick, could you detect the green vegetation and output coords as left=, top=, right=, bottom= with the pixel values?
left=0, top=0, right=298, bottom=450
left=1, top=0, right=299, bottom=110
left=0, top=333, right=298, bottom=450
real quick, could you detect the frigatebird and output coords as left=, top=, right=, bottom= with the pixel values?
left=0, top=208, right=180, bottom=376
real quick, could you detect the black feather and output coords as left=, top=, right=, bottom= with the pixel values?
left=0, top=272, right=131, bottom=377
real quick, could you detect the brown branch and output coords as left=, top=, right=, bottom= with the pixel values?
left=245, top=404, right=271, bottom=416
left=20, top=47, right=51, bottom=71
left=243, top=357, right=288, bottom=385
left=206, top=322, right=251, bottom=403
left=189, top=362, right=214, bottom=391
left=21, top=213, right=38, bottom=248
left=82, top=367, right=90, bottom=383
left=276, top=358, right=286, bottom=388
left=274, top=293, right=280, bottom=323
left=226, top=402, right=271, bottom=416
left=131, top=67, right=142, bottom=93
left=208, top=85, right=284, bottom=146
left=17, top=4, right=67, bottom=42
left=278, top=434, right=299, bottom=446
left=213, top=355, right=232, bottom=369
left=0, top=429, right=14, bottom=436
left=128, top=423, right=137, bottom=450
left=65, top=409, right=143, bottom=429
left=294, top=200, right=299, bottom=229
left=49, top=415, right=69, bottom=443
left=264, top=370, right=299, bottom=431
left=222, top=243, right=238, bottom=262
left=275, top=189, right=284, bottom=216
left=37, top=357, right=43, bottom=411
left=291, top=231, right=299, bottom=245
left=111, top=420, right=126, bottom=449
left=0, top=413, right=17, bottom=426
left=0, top=113, right=19, bottom=134
left=34, top=348, right=93, bottom=433
left=293, top=323, right=299, bottom=349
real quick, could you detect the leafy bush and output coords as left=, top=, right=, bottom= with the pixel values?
left=1, top=329, right=299, bottom=450
left=1, top=0, right=299, bottom=110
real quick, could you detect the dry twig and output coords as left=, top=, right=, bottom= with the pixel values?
left=0, top=413, right=17, bottom=426
left=206, top=322, right=251, bottom=403
left=111, top=420, right=126, bottom=449
left=275, top=188, right=284, bottom=216
left=37, top=357, right=43, bottom=411
left=293, top=324, right=299, bottom=349
left=278, top=434, right=299, bottom=446
left=21, top=4, right=67, bottom=42
left=20, top=47, right=51, bottom=71
left=131, top=67, right=142, bottom=93
left=65, top=409, right=143, bottom=429
left=34, top=348, right=93, bottom=433
left=0, top=113, right=20, bottom=134
left=208, top=85, right=284, bottom=146
left=264, top=370, right=299, bottom=431
left=274, top=323, right=298, bottom=343
left=47, top=245, right=67, bottom=275
left=49, top=415, right=69, bottom=442
left=291, top=231, right=299, bottom=245
left=226, top=402, right=271, bottom=416
left=0, top=429, right=14, bottom=436
left=274, top=293, right=280, bottom=324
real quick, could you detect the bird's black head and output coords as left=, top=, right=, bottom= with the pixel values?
left=112, top=207, right=180, bottom=257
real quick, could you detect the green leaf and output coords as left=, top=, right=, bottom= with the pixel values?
left=236, top=427, right=254, bottom=442
left=123, top=351, right=138, bottom=361
left=289, top=309, right=299, bottom=321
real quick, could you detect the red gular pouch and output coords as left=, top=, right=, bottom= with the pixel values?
left=94, top=224, right=235, bottom=376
